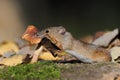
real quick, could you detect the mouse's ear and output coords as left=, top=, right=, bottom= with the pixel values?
left=58, top=26, right=66, bottom=35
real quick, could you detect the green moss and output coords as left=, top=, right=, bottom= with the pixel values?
left=0, top=61, right=60, bottom=80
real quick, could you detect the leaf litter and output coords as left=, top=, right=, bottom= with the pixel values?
left=0, top=25, right=120, bottom=67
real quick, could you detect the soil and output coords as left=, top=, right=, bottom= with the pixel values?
left=59, top=62, right=120, bottom=80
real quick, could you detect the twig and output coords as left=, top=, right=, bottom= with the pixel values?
left=31, top=46, right=44, bottom=63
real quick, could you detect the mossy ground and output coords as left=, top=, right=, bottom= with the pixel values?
left=0, top=61, right=119, bottom=80
left=0, top=61, right=61, bottom=80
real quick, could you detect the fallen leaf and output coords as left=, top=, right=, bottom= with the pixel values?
left=0, top=41, right=19, bottom=56
left=38, top=48, right=72, bottom=61
left=39, top=51, right=62, bottom=60
left=110, top=46, right=120, bottom=62
left=45, top=34, right=63, bottom=49
left=36, top=37, right=62, bottom=57
left=0, top=54, right=26, bottom=66
left=22, top=25, right=41, bottom=44
left=92, top=28, right=119, bottom=47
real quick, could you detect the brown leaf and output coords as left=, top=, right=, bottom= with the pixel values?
left=45, top=34, right=63, bottom=49
left=36, top=37, right=62, bottom=57
left=22, top=25, right=41, bottom=44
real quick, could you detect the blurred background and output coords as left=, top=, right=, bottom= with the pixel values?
left=0, top=0, right=120, bottom=42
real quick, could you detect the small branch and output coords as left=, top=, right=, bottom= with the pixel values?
left=31, top=46, right=44, bottom=63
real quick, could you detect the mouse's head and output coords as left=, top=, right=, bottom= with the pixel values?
left=38, top=26, right=73, bottom=49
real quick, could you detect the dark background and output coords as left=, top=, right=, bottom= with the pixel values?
left=19, top=0, right=120, bottom=37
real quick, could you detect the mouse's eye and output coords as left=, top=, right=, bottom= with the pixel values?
left=45, top=30, right=49, bottom=33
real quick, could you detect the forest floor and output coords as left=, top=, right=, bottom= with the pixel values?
left=60, top=62, right=120, bottom=80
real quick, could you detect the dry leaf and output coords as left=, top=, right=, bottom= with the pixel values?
left=45, top=34, right=63, bottom=49
left=38, top=48, right=71, bottom=61
left=39, top=51, right=62, bottom=60
left=0, top=41, right=19, bottom=56
left=22, top=25, right=41, bottom=44
left=110, top=46, right=120, bottom=62
left=37, top=37, right=62, bottom=57
left=92, top=28, right=119, bottom=47
left=0, top=54, right=26, bottom=66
